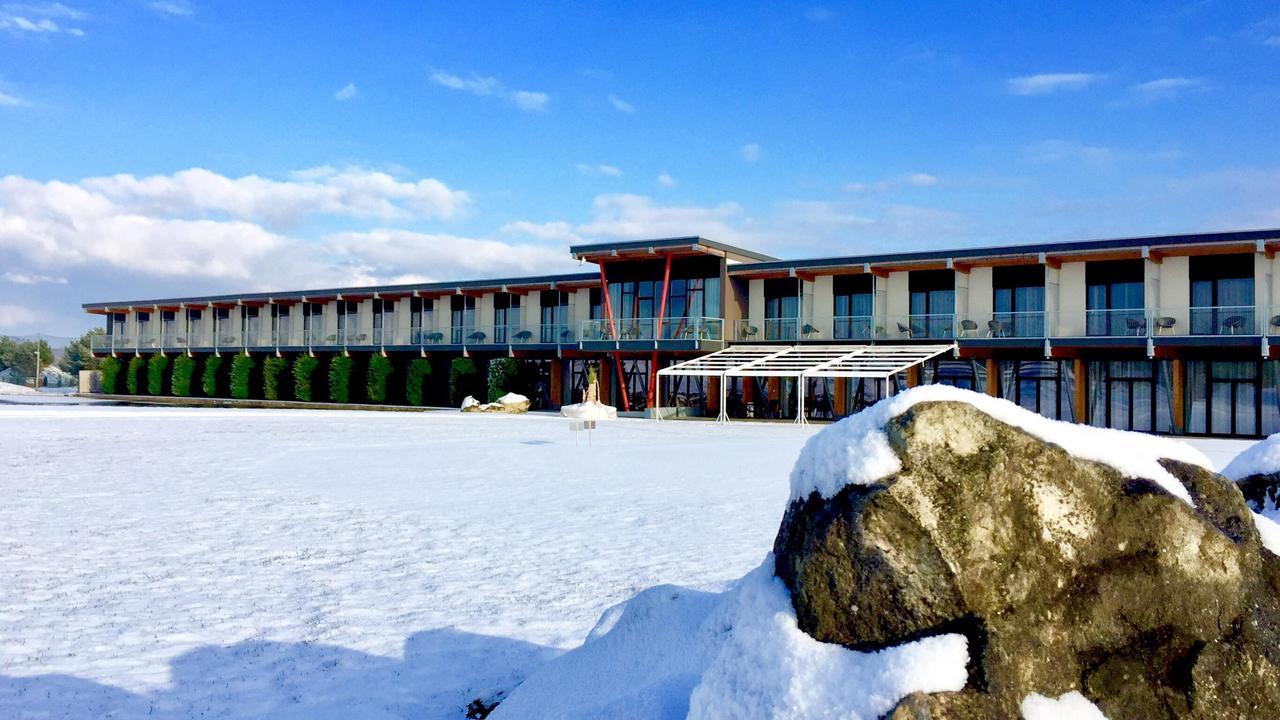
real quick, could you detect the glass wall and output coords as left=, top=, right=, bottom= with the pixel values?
left=992, top=265, right=1046, bottom=337
left=833, top=275, right=873, bottom=340
left=763, top=278, right=800, bottom=340
left=1087, top=360, right=1173, bottom=432
left=908, top=269, right=955, bottom=339
left=1086, top=260, right=1144, bottom=336
left=1190, top=255, right=1255, bottom=335
left=540, top=290, right=570, bottom=342
left=923, top=359, right=987, bottom=392
left=997, top=360, right=1074, bottom=421
left=450, top=296, right=476, bottom=343
left=493, top=293, right=520, bottom=343
left=1187, top=360, right=1259, bottom=436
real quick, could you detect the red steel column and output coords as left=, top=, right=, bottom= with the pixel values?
left=598, top=261, right=630, bottom=412
left=649, top=253, right=673, bottom=408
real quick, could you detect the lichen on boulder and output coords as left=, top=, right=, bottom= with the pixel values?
left=774, top=389, right=1280, bottom=718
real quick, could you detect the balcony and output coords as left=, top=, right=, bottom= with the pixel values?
left=581, top=317, right=724, bottom=346
left=957, top=311, right=1046, bottom=339
left=889, top=314, right=956, bottom=340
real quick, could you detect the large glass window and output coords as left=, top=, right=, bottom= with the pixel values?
left=373, top=299, right=394, bottom=344
left=764, top=278, right=800, bottom=340
left=1087, top=360, right=1173, bottom=432
left=833, top=275, right=873, bottom=339
left=242, top=307, right=260, bottom=344
left=1086, top=260, right=1144, bottom=336
left=494, top=293, right=520, bottom=343
left=992, top=265, right=1045, bottom=338
left=908, top=270, right=955, bottom=339
left=303, top=303, right=323, bottom=344
left=923, top=360, right=987, bottom=392
left=162, top=311, right=177, bottom=342
left=540, top=291, right=570, bottom=342
left=997, top=360, right=1074, bottom=421
left=1187, top=360, right=1259, bottom=436
left=271, top=305, right=289, bottom=344
left=451, top=296, right=476, bottom=343
left=337, top=301, right=359, bottom=343
left=1190, top=255, right=1255, bottom=335
left=184, top=309, right=201, bottom=344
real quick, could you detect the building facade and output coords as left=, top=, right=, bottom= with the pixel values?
left=85, top=229, right=1280, bottom=438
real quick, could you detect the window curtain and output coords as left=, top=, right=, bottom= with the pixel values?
left=1186, top=361, right=1207, bottom=434
left=1264, top=361, right=1280, bottom=436
left=1156, top=360, right=1175, bottom=433
left=999, top=361, right=1017, bottom=402
left=1088, top=362, right=1107, bottom=427
left=1059, top=360, right=1076, bottom=422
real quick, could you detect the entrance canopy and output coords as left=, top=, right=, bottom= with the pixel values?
left=657, top=343, right=956, bottom=422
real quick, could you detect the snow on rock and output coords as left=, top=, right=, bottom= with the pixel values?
left=0, top=380, right=37, bottom=395
left=789, top=384, right=1210, bottom=507
left=1222, top=433, right=1280, bottom=482
left=559, top=401, right=618, bottom=421
left=496, top=392, right=528, bottom=405
left=460, top=395, right=480, bottom=410
left=493, top=559, right=968, bottom=720
left=1020, top=691, right=1109, bottom=719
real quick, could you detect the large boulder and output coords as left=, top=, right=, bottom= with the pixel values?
left=774, top=391, right=1280, bottom=718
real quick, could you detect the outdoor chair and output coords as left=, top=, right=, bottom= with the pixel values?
left=1223, top=316, right=1245, bottom=335
left=801, top=323, right=819, bottom=340
left=1155, top=316, right=1176, bottom=335
left=897, top=322, right=913, bottom=338
left=1125, top=317, right=1146, bottom=336
left=1270, top=315, right=1280, bottom=335
left=425, top=332, right=443, bottom=344
left=355, top=333, right=368, bottom=343
left=959, top=319, right=978, bottom=337
left=986, top=320, right=1005, bottom=338
left=513, top=330, right=533, bottom=343
left=325, top=334, right=338, bottom=344
left=561, top=329, right=574, bottom=343
left=741, top=325, right=759, bottom=340
left=467, top=331, right=486, bottom=343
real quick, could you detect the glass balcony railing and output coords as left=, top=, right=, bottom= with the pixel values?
left=956, top=311, right=1046, bottom=338
left=1084, top=308, right=1146, bottom=337
left=580, top=317, right=722, bottom=343
left=887, top=314, right=956, bottom=340
left=215, top=331, right=242, bottom=347
left=660, top=317, right=723, bottom=341
left=539, top=323, right=575, bottom=344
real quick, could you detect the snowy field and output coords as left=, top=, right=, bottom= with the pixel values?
left=0, top=400, right=1254, bottom=719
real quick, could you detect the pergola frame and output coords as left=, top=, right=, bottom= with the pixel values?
left=656, top=344, right=955, bottom=423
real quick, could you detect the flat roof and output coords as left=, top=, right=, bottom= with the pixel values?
left=569, top=236, right=777, bottom=263
left=726, top=228, right=1280, bottom=275
left=82, top=271, right=599, bottom=310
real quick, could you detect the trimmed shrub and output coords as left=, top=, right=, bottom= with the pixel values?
left=126, top=356, right=145, bottom=395
left=328, top=355, right=354, bottom=403
left=366, top=354, right=393, bottom=403
left=171, top=355, right=196, bottom=397
left=262, top=357, right=288, bottom=400
left=201, top=355, right=223, bottom=397
left=406, top=358, right=432, bottom=406
left=100, top=356, right=121, bottom=394
left=230, top=353, right=255, bottom=399
left=146, top=354, right=170, bottom=396
left=449, top=357, right=478, bottom=406
left=293, top=355, right=319, bottom=401
left=487, top=356, right=518, bottom=402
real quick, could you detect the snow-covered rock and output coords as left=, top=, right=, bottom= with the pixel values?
left=460, top=395, right=481, bottom=411
left=492, top=560, right=967, bottom=720
left=41, top=365, right=75, bottom=388
left=559, top=401, right=617, bottom=421
left=776, top=388, right=1280, bottom=718
left=0, top=380, right=37, bottom=395
left=461, top=393, right=530, bottom=413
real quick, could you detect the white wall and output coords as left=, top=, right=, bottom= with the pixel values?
left=1058, top=262, right=1087, bottom=337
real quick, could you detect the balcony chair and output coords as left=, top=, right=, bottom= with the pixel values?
left=621, top=324, right=641, bottom=340
left=1223, top=316, right=1245, bottom=335
left=1124, top=317, right=1147, bottom=336
left=467, top=331, right=487, bottom=344
left=560, top=329, right=575, bottom=343
left=425, top=332, right=443, bottom=344
left=741, top=325, right=759, bottom=340
left=354, top=333, right=368, bottom=343
left=801, top=323, right=819, bottom=340
left=325, top=334, right=338, bottom=344
left=1155, top=316, right=1176, bottom=335
left=513, top=330, right=533, bottom=343
left=1270, top=315, right=1280, bottom=335
left=986, top=320, right=1006, bottom=338
left=958, top=319, right=978, bottom=337
left=897, top=322, right=913, bottom=339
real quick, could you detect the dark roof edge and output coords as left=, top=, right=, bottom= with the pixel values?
left=81, top=271, right=599, bottom=310
left=568, top=236, right=777, bottom=262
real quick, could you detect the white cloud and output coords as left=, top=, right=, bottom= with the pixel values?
left=740, top=143, right=763, bottom=163
left=576, top=163, right=623, bottom=177
left=1025, top=139, right=1113, bottom=166
left=1006, top=73, right=1103, bottom=95
left=79, top=166, right=468, bottom=229
left=149, top=0, right=193, bottom=16
left=430, top=70, right=549, bottom=113
left=577, top=194, right=748, bottom=242
left=2, top=271, right=65, bottom=284
left=843, top=172, right=939, bottom=193
left=324, top=229, right=577, bottom=283
left=657, top=172, right=677, bottom=187
left=0, top=90, right=28, bottom=107
left=0, top=2, right=86, bottom=35
left=499, top=220, right=583, bottom=243
left=334, top=82, right=358, bottom=101
left=1131, top=77, right=1203, bottom=101
left=607, top=94, right=635, bottom=113
left=0, top=303, right=38, bottom=330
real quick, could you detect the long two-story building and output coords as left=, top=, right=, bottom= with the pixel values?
left=85, top=228, right=1280, bottom=438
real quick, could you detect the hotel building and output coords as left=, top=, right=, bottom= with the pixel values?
left=85, top=228, right=1280, bottom=438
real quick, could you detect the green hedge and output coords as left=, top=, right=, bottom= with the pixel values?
left=201, top=355, right=223, bottom=397
left=487, top=356, right=518, bottom=402
left=366, top=354, right=393, bottom=403
left=171, top=355, right=196, bottom=397
left=449, top=357, right=477, bottom=406
left=263, top=356, right=288, bottom=400
left=293, top=355, right=319, bottom=401
left=328, top=355, right=354, bottom=403
left=126, top=356, right=145, bottom=395
left=100, top=356, right=121, bottom=394
left=146, top=355, right=170, bottom=396
left=230, top=353, right=255, bottom=399
left=406, top=358, right=432, bottom=406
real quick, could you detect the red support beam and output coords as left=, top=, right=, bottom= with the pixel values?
left=598, top=261, right=630, bottom=412
left=648, top=253, right=674, bottom=409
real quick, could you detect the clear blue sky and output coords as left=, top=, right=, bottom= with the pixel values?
left=2, top=1, right=1279, bottom=335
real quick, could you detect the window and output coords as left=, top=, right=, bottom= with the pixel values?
left=272, top=305, right=289, bottom=344
left=136, top=311, right=150, bottom=341
left=450, top=295, right=476, bottom=343
left=162, top=311, right=176, bottom=342
left=494, top=293, right=520, bottom=342
left=764, top=278, right=800, bottom=340
left=243, top=307, right=260, bottom=344
left=1190, top=255, right=1255, bottom=335
left=1087, top=360, right=1173, bottom=433
left=540, top=291, right=570, bottom=342
left=992, top=266, right=1045, bottom=338
left=908, top=270, right=955, bottom=339
left=337, top=301, right=359, bottom=343
left=1086, top=260, right=1144, bottom=336
left=833, top=275, right=873, bottom=339
left=185, top=309, right=202, bottom=344
left=924, top=359, right=988, bottom=393
left=1187, top=361, right=1259, bottom=436
left=372, top=299, right=394, bottom=344
left=997, top=360, right=1074, bottom=421
left=215, top=308, right=232, bottom=344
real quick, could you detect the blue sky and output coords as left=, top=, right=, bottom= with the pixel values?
left=2, top=1, right=1279, bottom=335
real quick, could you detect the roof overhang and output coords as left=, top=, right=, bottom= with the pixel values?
left=657, top=343, right=955, bottom=381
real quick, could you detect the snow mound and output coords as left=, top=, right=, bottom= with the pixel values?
left=1222, top=433, right=1280, bottom=481
left=789, top=385, right=1210, bottom=507
left=493, top=559, right=968, bottom=719
left=460, top=395, right=480, bottom=410
left=560, top=401, right=617, bottom=420
left=496, top=392, right=528, bottom=405
left=1020, top=691, right=1109, bottom=719
left=0, top=380, right=37, bottom=396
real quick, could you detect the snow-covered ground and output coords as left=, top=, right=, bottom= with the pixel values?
left=0, top=403, right=1256, bottom=719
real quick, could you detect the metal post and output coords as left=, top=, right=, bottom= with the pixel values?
left=718, top=373, right=728, bottom=423
left=796, top=376, right=807, bottom=424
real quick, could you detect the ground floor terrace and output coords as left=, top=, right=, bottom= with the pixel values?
left=92, top=341, right=1280, bottom=438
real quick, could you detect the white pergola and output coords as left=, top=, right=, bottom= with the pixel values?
left=656, top=344, right=956, bottom=423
